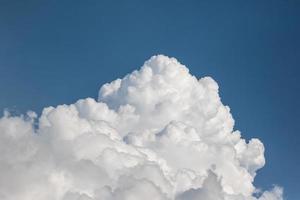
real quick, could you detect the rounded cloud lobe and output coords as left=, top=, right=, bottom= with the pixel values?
left=0, top=55, right=283, bottom=200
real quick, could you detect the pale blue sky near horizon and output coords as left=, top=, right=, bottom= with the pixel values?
left=0, top=0, right=299, bottom=199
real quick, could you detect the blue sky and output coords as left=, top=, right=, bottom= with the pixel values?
left=0, top=0, right=299, bottom=199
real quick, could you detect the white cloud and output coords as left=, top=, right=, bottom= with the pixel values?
left=0, top=55, right=283, bottom=200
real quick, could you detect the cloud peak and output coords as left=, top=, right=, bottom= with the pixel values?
left=0, top=55, right=282, bottom=200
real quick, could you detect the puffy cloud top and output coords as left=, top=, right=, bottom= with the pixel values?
left=0, top=55, right=283, bottom=200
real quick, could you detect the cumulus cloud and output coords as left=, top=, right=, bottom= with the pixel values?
left=0, top=55, right=283, bottom=200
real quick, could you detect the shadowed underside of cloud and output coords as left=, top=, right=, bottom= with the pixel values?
left=0, top=55, right=283, bottom=200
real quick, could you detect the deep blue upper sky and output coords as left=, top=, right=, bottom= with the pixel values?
left=0, top=0, right=299, bottom=199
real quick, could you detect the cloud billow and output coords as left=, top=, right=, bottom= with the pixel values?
left=0, top=55, right=282, bottom=200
